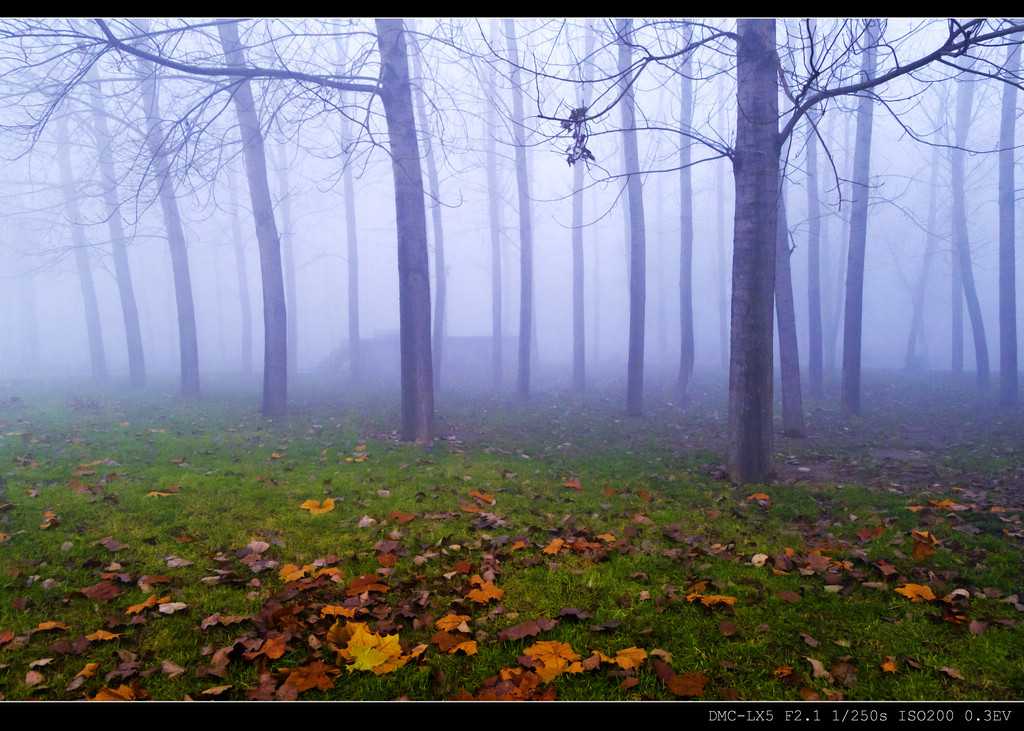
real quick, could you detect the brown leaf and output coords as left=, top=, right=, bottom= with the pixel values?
left=778, top=590, right=801, bottom=603
left=283, top=661, right=338, bottom=693
left=667, top=671, right=707, bottom=697
left=719, top=621, right=737, bottom=637
left=81, top=580, right=121, bottom=602
left=940, top=666, right=965, bottom=680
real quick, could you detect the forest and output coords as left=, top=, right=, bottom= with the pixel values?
left=0, top=18, right=1023, bottom=703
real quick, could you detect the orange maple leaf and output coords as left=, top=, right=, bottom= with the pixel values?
left=466, top=575, right=505, bottom=604
left=895, top=583, right=937, bottom=602
left=524, top=640, right=581, bottom=682
left=542, top=538, right=565, bottom=555
left=613, top=646, right=648, bottom=670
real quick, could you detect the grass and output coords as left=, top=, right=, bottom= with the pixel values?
left=1, top=371, right=1022, bottom=701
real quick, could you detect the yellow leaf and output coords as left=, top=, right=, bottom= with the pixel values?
left=145, top=492, right=173, bottom=498
left=321, top=605, right=356, bottom=619
left=279, top=564, right=310, bottom=582
left=86, top=630, right=121, bottom=641
left=613, top=646, right=648, bottom=670
left=895, top=583, right=937, bottom=602
left=542, top=538, right=564, bottom=555
left=466, top=575, right=504, bottom=604
left=301, top=498, right=334, bottom=515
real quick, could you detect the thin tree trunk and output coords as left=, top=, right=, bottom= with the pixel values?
left=56, top=115, right=108, bottom=382
left=571, top=23, right=594, bottom=393
left=335, top=36, right=362, bottom=384
left=484, top=51, right=502, bottom=391
left=717, top=105, right=729, bottom=372
left=504, top=19, right=534, bottom=402
left=274, top=143, right=299, bottom=379
left=678, top=34, right=695, bottom=404
left=951, top=69, right=989, bottom=392
left=409, top=25, right=447, bottom=394
left=228, top=168, right=254, bottom=376
left=375, top=18, right=434, bottom=444
left=999, top=40, right=1020, bottom=407
left=776, top=181, right=805, bottom=436
left=805, top=112, right=823, bottom=399
left=904, top=146, right=941, bottom=370
left=841, top=19, right=878, bottom=418
left=728, top=19, right=779, bottom=483
left=136, top=22, right=200, bottom=398
left=87, top=68, right=145, bottom=389
left=618, top=19, right=646, bottom=418
left=217, top=20, right=288, bottom=416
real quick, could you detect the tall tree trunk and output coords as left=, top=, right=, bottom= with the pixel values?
left=805, top=112, right=823, bottom=399
left=504, top=19, right=534, bottom=402
left=334, top=36, right=362, bottom=384
left=136, top=23, right=200, bottom=398
left=87, top=68, right=145, bottom=389
left=678, top=33, right=695, bottom=404
left=951, top=68, right=989, bottom=392
left=375, top=18, right=434, bottom=443
left=409, top=25, right=447, bottom=394
left=228, top=168, right=254, bottom=376
left=56, top=115, right=108, bottom=382
left=618, top=19, right=646, bottom=418
left=827, top=113, right=852, bottom=381
left=571, top=23, right=594, bottom=394
left=717, top=104, right=729, bottom=372
left=484, top=45, right=502, bottom=391
left=999, top=39, right=1020, bottom=407
left=841, top=19, right=878, bottom=418
left=775, top=181, right=805, bottom=436
left=274, top=143, right=299, bottom=379
left=217, top=20, right=288, bottom=416
left=728, top=19, right=779, bottom=483
left=904, top=145, right=941, bottom=370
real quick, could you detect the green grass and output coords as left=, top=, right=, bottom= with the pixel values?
left=1, top=374, right=1023, bottom=701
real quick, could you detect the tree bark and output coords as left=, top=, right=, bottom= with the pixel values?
left=217, top=20, right=288, bottom=417
left=375, top=18, right=434, bottom=444
left=678, top=32, right=695, bottom=404
left=999, top=39, right=1020, bottom=407
left=86, top=67, right=146, bottom=389
left=618, top=19, right=646, bottom=418
left=136, top=22, right=200, bottom=398
left=951, top=68, right=989, bottom=392
left=841, top=19, right=878, bottom=418
left=56, top=114, right=108, bottom=382
left=727, top=19, right=779, bottom=483
left=484, top=51, right=502, bottom=391
left=504, top=19, right=534, bottom=402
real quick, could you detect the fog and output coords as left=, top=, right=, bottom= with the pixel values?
left=0, top=18, right=1020, bottom=407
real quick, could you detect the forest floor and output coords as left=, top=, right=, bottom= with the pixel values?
left=0, top=370, right=1022, bottom=702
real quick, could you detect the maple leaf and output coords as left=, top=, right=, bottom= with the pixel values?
left=524, top=640, right=581, bottom=683
left=284, top=661, right=339, bottom=692
left=881, top=657, right=899, bottom=674
left=345, top=574, right=389, bottom=596
left=345, top=624, right=408, bottom=675
left=85, top=630, right=121, bottom=641
left=126, top=595, right=170, bottom=615
left=895, top=583, right=937, bottom=602
left=564, top=479, right=582, bottom=490
left=80, top=580, right=121, bottom=601
left=542, top=538, right=565, bottom=555
left=436, top=614, right=472, bottom=633
left=466, top=575, right=505, bottom=604
left=668, top=671, right=708, bottom=697
left=32, top=621, right=69, bottom=633
left=686, top=593, right=737, bottom=609
left=613, top=647, right=648, bottom=670
left=301, top=498, right=334, bottom=515
left=910, top=529, right=939, bottom=561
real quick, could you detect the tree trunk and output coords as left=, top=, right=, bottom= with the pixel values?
left=86, top=68, right=145, bottom=389
left=717, top=104, right=729, bottom=372
left=904, top=145, right=941, bottom=371
left=56, top=115, right=108, bottom=382
left=775, top=181, right=805, bottom=437
left=409, top=25, right=447, bottom=395
left=274, top=143, right=299, bottom=379
left=678, top=34, right=695, bottom=404
left=618, top=19, right=646, bottom=418
left=375, top=18, right=434, bottom=444
left=951, top=68, right=989, bottom=392
left=727, top=19, right=778, bottom=484
left=136, top=23, right=200, bottom=399
left=504, top=19, right=534, bottom=402
left=805, top=112, right=823, bottom=400
left=571, top=23, right=594, bottom=394
left=999, top=40, right=1020, bottom=407
left=228, top=168, right=254, bottom=376
left=484, top=61, right=502, bottom=391
left=840, top=19, right=878, bottom=418
left=217, top=20, right=288, bottom=417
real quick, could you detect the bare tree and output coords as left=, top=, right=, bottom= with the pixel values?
left=998, top=38, right=1021, bottom=407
